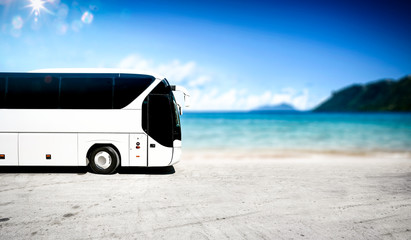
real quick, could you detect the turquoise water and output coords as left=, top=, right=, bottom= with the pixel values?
left=180, top=112, right=411, bottom=154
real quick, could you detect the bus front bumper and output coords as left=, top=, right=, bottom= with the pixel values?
left=170, top=140, right=182, bottom=165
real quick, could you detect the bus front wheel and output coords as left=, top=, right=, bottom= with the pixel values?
left=89, top=146, right=120, bottom=174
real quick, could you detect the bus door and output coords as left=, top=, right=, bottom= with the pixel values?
left=145, top=94, right=174, bottom=166
left=129, top=133, right=147, bottom=167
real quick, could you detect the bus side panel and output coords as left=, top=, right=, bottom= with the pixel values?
left=169, top=140, right=182, bottom=165
left=0, top=133, right=18, bottom=166
left=78, top=134, right=129, bottom=167
left=19, top=133, right=77, bottom=166
left=0, top=109, right=142, bottom=133
left=147, top=137, right=173, bottom=167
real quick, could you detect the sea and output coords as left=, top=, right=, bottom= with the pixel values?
left=180, top=112, right=411, bottom=156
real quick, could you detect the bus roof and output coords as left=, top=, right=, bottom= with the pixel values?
left=27, top=68, right=165, bottom=79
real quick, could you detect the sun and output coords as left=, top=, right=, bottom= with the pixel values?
left=26, top=0, right=52, bottom=16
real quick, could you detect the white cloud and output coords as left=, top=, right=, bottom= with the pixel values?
left=290, top=89, right=309, bottom=110
left=267, top=88, right=310, bottom=110
left=117, top=55, right=153, bottom=73
left=244, top=91, right=272, bottom=109
left=189, top=88, right=310, bottom=111
left=189, top=88, right=239, bottom=111
left=157, top=60, right=196, bottom=83
left=188, top=75, right=212, bottom=87
left=117, top=54, right=204, bottom=84
left=117, top=54, right=314, bottom=111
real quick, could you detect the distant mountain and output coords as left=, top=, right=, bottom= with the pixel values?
left=314, top=75, right=411, bottom=112
left=252, top=103, right=298, bottom=112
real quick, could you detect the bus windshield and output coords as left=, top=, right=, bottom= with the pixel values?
left=142, top=79, right=181, bottom=147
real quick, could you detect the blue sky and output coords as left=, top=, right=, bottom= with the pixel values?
left=1, top=0, right=410, bottom=110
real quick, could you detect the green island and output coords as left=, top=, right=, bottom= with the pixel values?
left=315, top=75, right=411, bottom=112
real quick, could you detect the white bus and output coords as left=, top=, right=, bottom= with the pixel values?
left=0, top=69, right=190, bottom=174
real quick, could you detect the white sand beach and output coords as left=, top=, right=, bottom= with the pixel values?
left=0, top=151, right=410, bottom=239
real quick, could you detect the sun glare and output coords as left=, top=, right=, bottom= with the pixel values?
left=28, top=0, right=45, bottom=13
left=26, top=0, right=51, bottom=17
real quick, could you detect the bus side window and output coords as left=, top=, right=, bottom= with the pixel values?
left=60, top=78, right=112, bottom=109
left=0, top=77, right=5, bottom=108
left=113, top=77, right=155, bottom=109
left=6, top=76, right=59, bottom=109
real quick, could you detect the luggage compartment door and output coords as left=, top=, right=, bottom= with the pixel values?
left=0, top=133, right=18, bottom=166
left=19, top=133, right=78, bottom=166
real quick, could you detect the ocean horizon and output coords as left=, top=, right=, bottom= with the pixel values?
left=180, top=111, right=411, bottom=157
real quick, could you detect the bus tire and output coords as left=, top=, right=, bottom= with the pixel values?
left=89, top=146, right=120, bottom=174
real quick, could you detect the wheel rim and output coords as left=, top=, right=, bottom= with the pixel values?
left=94, top=151, right=112, bottom=170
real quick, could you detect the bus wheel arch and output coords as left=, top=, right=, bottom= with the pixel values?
left=87, top=144, right=121, bottom=174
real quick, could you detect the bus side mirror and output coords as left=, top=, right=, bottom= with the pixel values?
left=178, top=103, right=183, bottom=115
left=183, top=94, right=190, bottom=108
left=172, top=85, right=190, bottom=108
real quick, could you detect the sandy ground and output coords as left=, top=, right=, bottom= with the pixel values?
left=0, top=151, right=410, bottom=240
